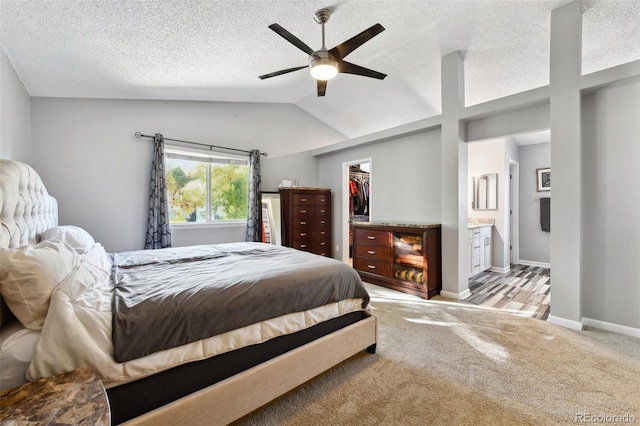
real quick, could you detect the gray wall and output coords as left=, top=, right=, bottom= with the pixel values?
left=518, top=142, right=551, bottom=264
left=30, top=97, right=344, bottom=252
left=582, top=77, right=640, bottom=329
left=0, top=49, right=31, bottom=163
left=317, top=130, right=441, bottom=259
left=261, top=151, right=319, bottom=192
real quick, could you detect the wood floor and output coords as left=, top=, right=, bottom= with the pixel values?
left=463, top=264, right=551, bottom=320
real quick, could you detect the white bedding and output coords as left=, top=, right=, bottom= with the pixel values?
left=27, top=243, right=366, bottom=387
left=0, top=318, right=40, bottom=390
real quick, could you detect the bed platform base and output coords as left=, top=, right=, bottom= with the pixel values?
left=120, top=313, right=376, bottom=426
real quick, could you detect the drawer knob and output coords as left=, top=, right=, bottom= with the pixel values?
left=367, top=265, right=376, bottom=269
left=300, top=210, right=307, bottom=213
left=320, top=242, right=325, bottom=246
left=301, top=244, right=307, bottom=248
left=301, top=198, right=307, bottom=202
left=320, top=220, right=325, bottom=224
left=367, top=236, right=376, bottom=240
left=300, top=233, right=307, bottom=236
left=300, top=221, right=307, bottom=225
left=367, top=250, right=376, bottom=255
left=320, top=231, right=325, bottom=235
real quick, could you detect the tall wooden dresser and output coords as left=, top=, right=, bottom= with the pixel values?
left=279, top=187, right=331, bottom=257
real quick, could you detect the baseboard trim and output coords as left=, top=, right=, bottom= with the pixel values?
left=582, top=317, right=640, bottom=338
left=440, top=289, right=471, bottom=301
left=547, top=315, right=583, bottom=331
left=518, top=260, right=551, bottom=268
left=489, top=266, right=510, bottom=274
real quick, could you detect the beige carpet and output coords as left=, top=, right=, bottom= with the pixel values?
left=234, top=283, right=640, bottom=425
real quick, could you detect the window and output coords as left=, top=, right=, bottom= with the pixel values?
left=164, top=147, right=249, bottom=224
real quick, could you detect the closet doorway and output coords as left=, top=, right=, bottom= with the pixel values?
left=341, top=158, right=372, bottom=264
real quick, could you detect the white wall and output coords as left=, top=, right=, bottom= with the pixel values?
left=518, top=142, right=551, bottom=265
left=30, top=98, right=344, bottom=252
left=582, top=77, right=640, bottom=330
left=0, top=49, right=31, bottom=163
left=468, top=138, right=509, bottom=271
left=317, top=129, right=441, bottom=259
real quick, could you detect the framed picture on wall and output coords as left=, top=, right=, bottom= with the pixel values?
left=536, top=167, right=551, bottom=192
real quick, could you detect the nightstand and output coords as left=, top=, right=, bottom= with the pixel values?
left=0, top=367, right=110, bottom=425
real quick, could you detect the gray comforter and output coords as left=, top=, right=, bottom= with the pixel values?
left=111, top=242, right=369, bottom=363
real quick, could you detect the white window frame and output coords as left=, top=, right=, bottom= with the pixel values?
left=164, top=144, right=250, bottom=227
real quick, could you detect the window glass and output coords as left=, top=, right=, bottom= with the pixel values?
left=165, top=149, right=248, bottom=224
left=210, top=163, right=249, bottom=220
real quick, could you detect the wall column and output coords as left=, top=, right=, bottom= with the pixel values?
left=440, top=51, right=469, bottom=298
left=548, top=1, right=583, bottom=329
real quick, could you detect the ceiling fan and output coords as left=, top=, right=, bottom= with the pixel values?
left=259, top=8, right=386, bottom=97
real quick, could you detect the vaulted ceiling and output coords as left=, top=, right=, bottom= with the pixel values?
left=1, top=0, right=638, bottom=141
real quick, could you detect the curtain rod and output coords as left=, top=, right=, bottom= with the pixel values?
left=134, top=132, right=268, bottom=157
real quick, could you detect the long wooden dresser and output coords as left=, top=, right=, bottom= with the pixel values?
left=279, top=187, right=331, bottom=257
left=351, top=222, right=441, bottom=299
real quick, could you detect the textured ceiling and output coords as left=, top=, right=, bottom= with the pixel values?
left=1, top=0, right=639, bottom=142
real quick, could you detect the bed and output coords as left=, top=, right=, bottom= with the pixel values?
left=0, top=159, right=377, bottom=425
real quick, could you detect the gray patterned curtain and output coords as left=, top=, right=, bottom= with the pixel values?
left=245, top=150, right=262, bottom=242
left=145, top=133, right=172, bottom=249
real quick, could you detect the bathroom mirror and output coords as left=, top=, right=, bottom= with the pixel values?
left=473, top=173, right=498, bottom=210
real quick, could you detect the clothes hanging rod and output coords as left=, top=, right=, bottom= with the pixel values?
left=134, top=132, right=268, bottom=157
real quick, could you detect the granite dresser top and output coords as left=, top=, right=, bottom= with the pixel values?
left=351, top=221, right=441, bottom=229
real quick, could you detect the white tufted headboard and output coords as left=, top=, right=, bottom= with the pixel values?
left=0, top=160, right=58, bottom=249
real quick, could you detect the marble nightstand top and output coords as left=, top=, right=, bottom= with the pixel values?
left=0, top=367, right=110, bottom=425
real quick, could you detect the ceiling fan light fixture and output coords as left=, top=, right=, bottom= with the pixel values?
left=260, top=9, right=386, bottom=95
left=310, top=58, right=338, bottom=80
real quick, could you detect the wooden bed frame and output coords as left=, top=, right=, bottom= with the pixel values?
left=0, top=159, right=378, bottom=425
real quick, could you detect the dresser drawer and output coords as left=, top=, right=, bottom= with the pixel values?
left=354, top=228, right=391, bottom=246
left=354, top=257, right=392, bottom=277
left=292, top=205, right=329, bottom=216
left=293, top=193, right=330, bottom=206
left=354, top=244, right=392, bottom=261
left=293, top=238, right=329, bottom=255
left=293, top=219, right=329, bottom=235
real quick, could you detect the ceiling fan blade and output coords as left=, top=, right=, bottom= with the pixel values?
left=269, top=24, right=315, bottom=56
left=258, top=65, right=307, bottom=80
left=329, top=23, right=385, bottom=60
left=339, top=61, right=387, bottom=80
left=317, top=80, right=327, bottom=97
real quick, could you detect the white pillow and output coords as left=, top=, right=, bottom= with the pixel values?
left=43, top=225, right=95, bottom=254
left=0, top=240, right=79, bottom=330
